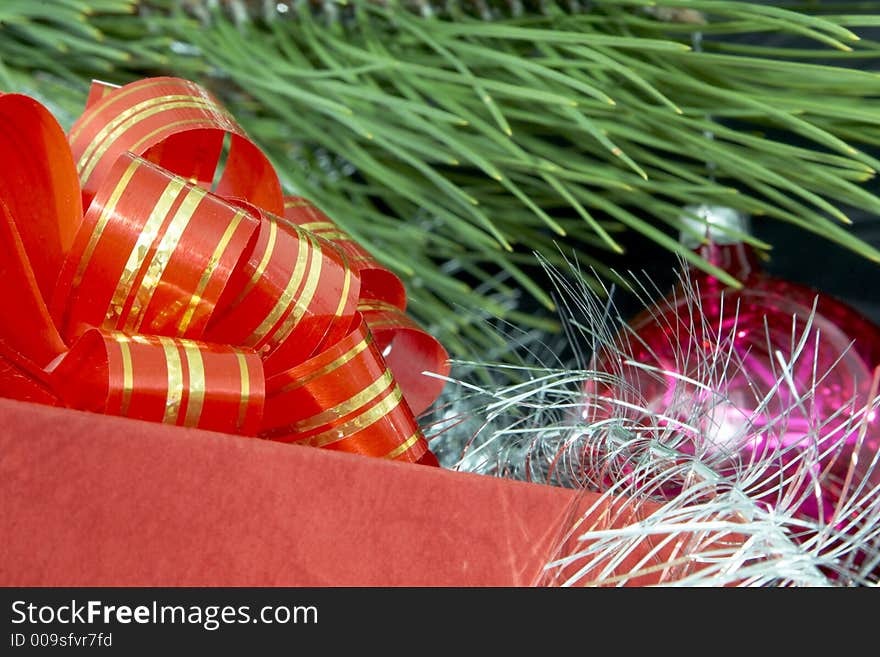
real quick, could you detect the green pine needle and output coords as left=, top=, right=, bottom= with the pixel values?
left=1, top=0, right=879, bottom=360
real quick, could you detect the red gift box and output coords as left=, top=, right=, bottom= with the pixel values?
left=0, top=397, right=666, bottom=586
left=0, top=78, right=669, bottom=587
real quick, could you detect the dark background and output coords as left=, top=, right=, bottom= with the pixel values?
left=608, top=4, right=880, bottom=326
left=746, top=9, right=879, bottom=325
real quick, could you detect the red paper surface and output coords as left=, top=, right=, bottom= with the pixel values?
left=0, top=399, right=672, bottom=586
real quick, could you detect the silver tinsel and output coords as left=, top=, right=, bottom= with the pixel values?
left=425, top=259, right=880, bottom=586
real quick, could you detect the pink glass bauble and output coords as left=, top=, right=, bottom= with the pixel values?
left=586, top=207, right=880, bottom=524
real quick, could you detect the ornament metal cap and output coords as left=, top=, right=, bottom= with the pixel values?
left=679, top=204, right=751, bottom=249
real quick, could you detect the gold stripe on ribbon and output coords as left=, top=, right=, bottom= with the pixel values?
left=160, top=337, right=184, bottom=425
left=69, top=79, right=172, bottom=143
left=311, top=230, right=351, bottom=242
left=383, top=431, right=423, bottom=460
left=71, top=158, right=142, bottom=292
left=232, top=219, right=278, bottom=309
left=244, top=226, right=311, bottom=349
left=283, top=199, right=310, bottom=208
left=105, top=176, right=185, bottom=328
left=357, top=299, right=401, bottom=314
left=182, top=342, right=206, bottom=428
left=79, top=97, right=231, bottom=185
left=265, top=233, right=323, bottom=349
left=235, top=352, right=250, bottom=433
left=331, top=259, right=353, bottom=320
left=298, top=221, right=336, bottom=232
left=116, top=335, right=134, bottom=417
left=290, top=369, right=394, bottom=435
left=270, top=335, right=372, bottom=397
left=360, top=319, right=407, bottom=332
left=126, top=118, right=228, bottom=163
left=78, top=94, right=229, bottom=178
left=300, top=385, right=404, bottom=449
left=123, top=186, right=206, bottom=332
left=177, top=209, right=248, bottom=335
left=79, top=95, right=212, bottom=176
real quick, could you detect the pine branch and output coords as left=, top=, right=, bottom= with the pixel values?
left=2, top=0, right=879, bottom=358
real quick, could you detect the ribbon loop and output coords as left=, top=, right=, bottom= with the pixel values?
left=263, top=316, right=427, bottom=462
left=204, top=206, right=360, bottom=375
left=69, top=77, right=284, bottom=215
left=358, top=300, right=450, bottom=417
left=0, top=77, right=448, bottom=464
left=0, top=93, right=82, bottom=304
left=51, top=329, right=264, bottom=436
left=52, top=153, right=260, bottom=344
left=0, top=204, right=67, bottom=368
left=283, top=197, right=450, bottom=414
left=283, top=196, right=407, bottom=309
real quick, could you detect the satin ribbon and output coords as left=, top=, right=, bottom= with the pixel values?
left=0, top=77, right=449, bottom=464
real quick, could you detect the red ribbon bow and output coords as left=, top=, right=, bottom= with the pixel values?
left=0, top=77, right=449, bottom=465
